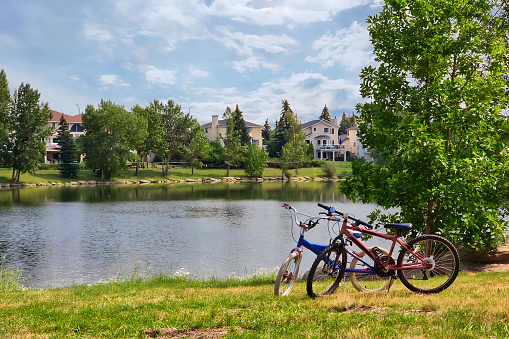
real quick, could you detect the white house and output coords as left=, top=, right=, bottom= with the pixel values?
left=301, top=118, right=346, bottom=161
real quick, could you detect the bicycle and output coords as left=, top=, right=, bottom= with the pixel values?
left=306, top=203, right=460, bottom=298
left=275, top=203, right=394, bottom=296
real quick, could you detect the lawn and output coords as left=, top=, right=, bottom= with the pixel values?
left=0, top=271, right=508, bottom=338
left=0, top=161, right=352, bottom=184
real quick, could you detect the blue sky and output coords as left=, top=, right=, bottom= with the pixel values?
left=0, top=0, right=384, bottom=126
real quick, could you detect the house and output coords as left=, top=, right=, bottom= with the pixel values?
left=201, top=115, right=263, bottom=148
left=45, top=110, right=84, bottom=164
left=342, top=126, right=372, bottom=161
left=302, top=118, right=346, bottom=161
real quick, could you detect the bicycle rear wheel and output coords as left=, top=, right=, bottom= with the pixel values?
left=349, top=247, right=395, bottom=292
left=274, top=252, right=301, bottom=296
left=306, top=243, right=347, bottom=298
left=397, top=234, right=459, bottom=294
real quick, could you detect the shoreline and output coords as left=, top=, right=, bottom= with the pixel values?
left=0, top=175, right=343, bottom=188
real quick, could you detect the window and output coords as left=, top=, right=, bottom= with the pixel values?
left=306, top=140, right=310, bottom=144
left=205, top=128, right=208, bottom=133
left=71, top=124, right=84, bottom=132
left=331, top=128, right=334, bottom=134
left=317, top=140, right=321, bottom=145
left=252, top=139, right=259, bottom=145
left=324, top=128, right=329, bottom=133
left=313, top=127, right=316, bottom=131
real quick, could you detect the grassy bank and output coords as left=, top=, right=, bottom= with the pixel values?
left=0, top=271, right=508, bottom=338
left=0, top=161, right=352, bottom=184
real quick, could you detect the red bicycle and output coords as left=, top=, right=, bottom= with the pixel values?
left=306, top=203, right=460, bottom=298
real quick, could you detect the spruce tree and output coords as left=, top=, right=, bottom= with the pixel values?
left=0, top=70, right=12, bottom=164
left=319, top=104, right=331, bottom=121
left=55, top=115, right=79, bottom=178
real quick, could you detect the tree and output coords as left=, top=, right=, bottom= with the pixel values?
left=224, top=104, right=250, bottom=146
left=152, top=100, right=195, bottom=176
left=262, top=118, right=271, bottom=141
left=244, top=143, right=268, bottom=177
left=132, top=104, right=163, bottom=176
left=267, top=100, right=293, bottom=158
left=181, top=120, right=208, bottom=175
left=8, top=83, right=52, bottom=183
left=319, top=104, right=331, bottom=121
left=80, top=100, right=139, bottom=181
left=280, top=110, right=311, bottom=175
left=338, top=112, right=356, bottom=135
left=55, top=115, right=79, bottom=178
left=340, top=0, right=509, bottom=251
left=0, top=70, right=12, bottom=163
left=222, top=117, right=245, bottom=177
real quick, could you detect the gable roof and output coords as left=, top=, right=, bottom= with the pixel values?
left=50, top=110, right=82, bottom=123
left=301, top=118, right=339, bottom=130
left=201, top=119, right=261, bottom=128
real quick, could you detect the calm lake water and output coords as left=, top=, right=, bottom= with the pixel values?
left=0, top=182, right=390, bottom=289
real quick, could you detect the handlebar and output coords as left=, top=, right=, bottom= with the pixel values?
left=316, top=203, right=373, bottom=229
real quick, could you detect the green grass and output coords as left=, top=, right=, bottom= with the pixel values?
left=0, top=161, right=352, bottom=184
left=0, top=271, right=508, bottom=338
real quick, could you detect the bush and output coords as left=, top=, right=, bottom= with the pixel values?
left=321, top=162, right=336, bottom=178
left=243, top=144, right=268, bottom=177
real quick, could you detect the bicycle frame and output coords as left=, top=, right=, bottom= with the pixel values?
left=339, top=217, right=433, bottom=272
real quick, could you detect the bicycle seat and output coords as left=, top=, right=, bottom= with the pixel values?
left=384, top=223, right=412, bottom=232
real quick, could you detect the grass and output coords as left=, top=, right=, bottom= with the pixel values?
left=0, top=161, right=352, bottom=184
left=0, top=270, right=508, bottom=338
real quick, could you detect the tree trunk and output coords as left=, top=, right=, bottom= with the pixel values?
left=227, top=164, right=230, bottom=177
left=11, top=168, right=16, bottom=184
left=135, top=159, right=140, bottom=177
left=426, top=200, right=434, bottom=235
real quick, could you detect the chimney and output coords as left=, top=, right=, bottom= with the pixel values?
left=332, top=116, right=338, bottom=126
left=211, top=115, right=218, bottom=139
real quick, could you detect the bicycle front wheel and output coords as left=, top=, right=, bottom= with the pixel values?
left=397, top=234, right=459, bottom=294
left=306, top=243, right=347, bottom=298
left=274, top=251, right=301, bottom=296
left=349, top=247, right=395, bottom=292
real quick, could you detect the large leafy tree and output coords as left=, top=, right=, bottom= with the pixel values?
left=181, top=120, right=208, bottom=175
left=8, top=83, right=52, bottom=183
left=153, top=100, right=196, bottom=176
left=81, top=100, right=140, bottom=181
left=280, top=109, right=311, bottom=175
left=0, top=70, right=12, bottom=163
left=341, top=0, right=509, bottom=251
left=132, top=104, right=163, bottom=176
left=55, top=115, right=79, bottom=178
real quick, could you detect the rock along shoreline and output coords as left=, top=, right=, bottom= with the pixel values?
left=0, top=176, right=342, bottom=188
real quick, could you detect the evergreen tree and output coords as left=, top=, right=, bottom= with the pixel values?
left=280, top=110, right=310, bottom=175
left=319, top=104, right=331, bottom=121
left=338, top=112, right=356, bottom=134
left=262, top=118, right=271, bottom=141
left=268, top=100, right=293, bottom=158
left=224, top=104, right=250, bottom=146
left=55, top=114, right=79, bottom=178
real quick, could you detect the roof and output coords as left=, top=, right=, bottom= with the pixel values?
left=301, top=118, right=339, bottom=130
left=314, top=135, right=331, bottom=139
left=201, top=119, right=262, bottom=128
left=50, top=110, right=82, bottom=123
left=346, top=126, right=358, bottom=131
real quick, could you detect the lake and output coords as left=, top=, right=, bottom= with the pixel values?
left=0, top=182, right=391, bottom=289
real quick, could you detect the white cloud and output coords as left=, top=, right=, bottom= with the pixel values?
left=305, top=21, right=374, bottom=71
left=143, top=66, right=177, bottom=85
left=84, top=22, right=114, bottom=41
left=215, top=26, right=297, bottom=56
left=233, top=56, right=280, bottom=73
left=99, top=74, right=130, bottom=87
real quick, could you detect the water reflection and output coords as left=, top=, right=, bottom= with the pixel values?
left=0, top=182, right=385, bottom=289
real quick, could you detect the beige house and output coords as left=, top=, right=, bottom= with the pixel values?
left=45, top=110, right=84, bottom=164
left=342, top=126, right=372, bottom=161
left=302, top=118, right=347, bottom=161
left=201, top=115, right=263, bottom=148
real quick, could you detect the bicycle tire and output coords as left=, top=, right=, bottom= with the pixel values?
left=397, top=234, right=459, bottom=294
left=274, top=251, right=301, bottom=296
left=306, top=243, right=347, bottom=298
left=349, top=247, right=395, bottom=292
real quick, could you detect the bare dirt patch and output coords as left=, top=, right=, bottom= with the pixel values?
left=459, top=244, right=509, bottom=273
left=144, top=327, right=229, bottom=338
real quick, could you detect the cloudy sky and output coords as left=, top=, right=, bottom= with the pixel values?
left=0, top=0, right=384, bottom=126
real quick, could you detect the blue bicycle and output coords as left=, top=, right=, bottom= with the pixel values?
left=274, top=203, right=394, bottom=296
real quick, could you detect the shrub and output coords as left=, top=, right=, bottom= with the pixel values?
left=243, top=144, right=268, bottom=177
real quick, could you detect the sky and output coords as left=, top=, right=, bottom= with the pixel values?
left=0, top=0, right=384, bottom=126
